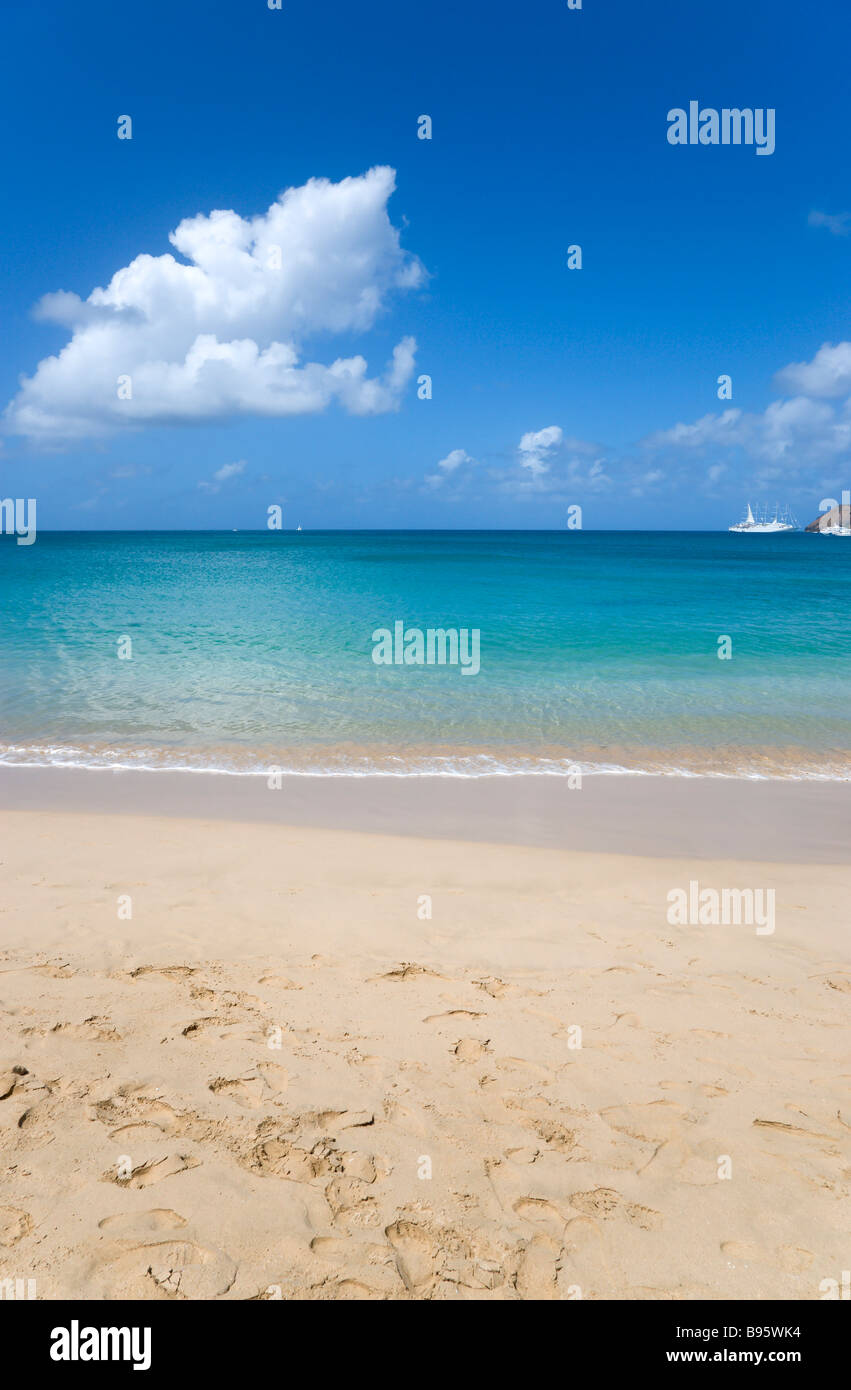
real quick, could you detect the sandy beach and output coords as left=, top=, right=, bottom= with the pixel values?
left=1, top=772, right=848, bottom=1301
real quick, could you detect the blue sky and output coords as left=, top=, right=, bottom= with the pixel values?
left=1, top=0, right=849, bottom=529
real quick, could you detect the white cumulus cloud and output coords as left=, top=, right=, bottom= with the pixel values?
left=518, top=425, right=563, bottom=476
left=5, top=166, right=424, bottom=442
left=773, top=342, right=851, bottom=399
left=645, top=344, right=851, bottom=465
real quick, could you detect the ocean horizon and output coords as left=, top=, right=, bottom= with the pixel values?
left=1, top=529, right=848, bottom=781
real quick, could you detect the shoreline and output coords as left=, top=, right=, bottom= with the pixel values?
left=0, top=762, right=848, bottom=862
left=2, top=739, right=849, bottom=784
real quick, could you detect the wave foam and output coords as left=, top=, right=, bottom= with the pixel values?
left=0, top=741, right=849, bottom=782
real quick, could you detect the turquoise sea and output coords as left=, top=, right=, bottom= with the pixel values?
left=0, top=530, right=849, bottom=779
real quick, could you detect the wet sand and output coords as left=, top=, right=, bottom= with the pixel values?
left=0, top=764, right=848, bottom=861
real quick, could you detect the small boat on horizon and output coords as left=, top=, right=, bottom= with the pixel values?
left=729, top=503, right=797, bottom=533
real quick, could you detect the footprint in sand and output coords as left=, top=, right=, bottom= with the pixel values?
left=181, top=1016, right=247, bottom=1042
left=316, top=1108, right=375, bottom=1132
left=568, top=1188, right=622, bottom=1219
left=190, top=986, right=262, bottom=1010
left=515, top=1233, right=561, bottom=1300
left=310, top=1235, right=349, bottom=1260
left=385, top=1220, right=439, bottom=1292
left=568, top=1188, right=663, bottom=1230
left=325, top=1176, right=377, bottom=1222
left=248, top=1138, right=333, bottom=1182
left=257, top=1061, right=289, bottom=1093
left=341, top=1152, right=377, bottom=1183
left=493, top=1056, right=554, bottom=1082
left=505, top=1099, right=577, bottom=1155
left=209, top=1075, right=269, bottom=1110
left=601, top=1100, right=691, bottom=1144
left=333, top=1278, right=383, bottom=1300
left=383, top=1098, right=428, bottom=1136
left=379, top=963, right=444, bottom=983
left=512, top=1197, right=566, bottom=1234
left=107, top=1152, right=199, bottom=1189
left=560, top=1215, right=616, bottom=1295
left=95, top=1087, right=185, bottom=1136
left=98, top=1210, right=188, bottom=1237
left=97, top=1240, right=237, bottom=1300
left=0, top=1207, right=33, bottom=1247
left=51, top=1017, right=121, bottom=1042
left=474, top=977, right=514, bottom=999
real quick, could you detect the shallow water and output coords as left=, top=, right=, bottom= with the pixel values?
left=1, top=530, right=849, bottom=778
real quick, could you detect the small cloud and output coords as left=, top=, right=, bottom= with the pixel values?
left=645, top=409, right=742, bottom=451
left=808, top=210, right=851, bottom=237
left=518, top=425, right=563, bottom=477
left=425, top=447, right=475, bottom=488
left=199, top=459, right=247, bottom=493
left=774, top=341, right=851, bottom=399
left=213, top=460, right=246, bottom=482
left=630, top=467, right=665, bottom=497
left=563, top=454, right=611, bottom=489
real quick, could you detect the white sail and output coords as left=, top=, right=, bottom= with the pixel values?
left=729, top=501, right=797, bottom=533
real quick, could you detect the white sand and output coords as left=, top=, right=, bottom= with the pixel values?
left=1, top=801, right=848, bottom=1300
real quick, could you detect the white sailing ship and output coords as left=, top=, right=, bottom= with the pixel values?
left=729, top=503, right=797, bottom=533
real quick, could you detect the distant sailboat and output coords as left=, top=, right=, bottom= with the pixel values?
left=297, top=524, right=302, bottom=532
left=729, top=503, right=797, bottom=533
left=729, top=503, right=757, bottom=532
